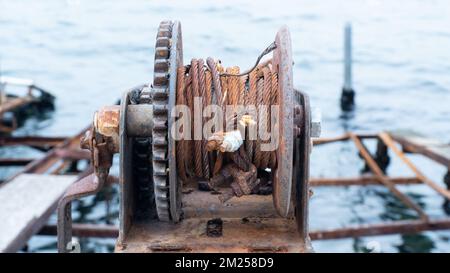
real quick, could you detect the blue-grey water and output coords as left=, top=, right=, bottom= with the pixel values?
left=1, top=0, right=449, bottom=252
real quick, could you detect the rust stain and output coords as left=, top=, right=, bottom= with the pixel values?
left=95, top=105, right=120, bottom=137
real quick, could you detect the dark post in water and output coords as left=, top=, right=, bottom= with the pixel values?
left=340, top=23, right=355, bottom=111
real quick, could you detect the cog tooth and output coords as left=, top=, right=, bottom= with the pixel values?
left=155, top=47, right=169, bottom=60
left=153, top=120, right=167, bottom=130
left=153, top=72, right=169, bottom=86
left=155, top=184, right=168, bottom=190
left=152, top=88, right=168, bottom=100
left=154, top=59, right=169, bottom=72
left=154, top=176, right=167, bottom=186
left=157, top=196, right=168, bottom=202
left=154, top=169, right=167, bottom=176
left=156, top=37, right=170, bottom=47
left=153, top=104, right=168, bottom=114
left=158, top=29, right=171, bottom=37
left=153, top=161, right=166, bottom=170
left=153, top=149, right=167, bottom=161
left=153, top=136, right=167, bottom=146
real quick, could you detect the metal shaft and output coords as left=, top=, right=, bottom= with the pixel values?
left=94, top=104, right=154, bottom=138
left=126, top=104, right=154, bottom=137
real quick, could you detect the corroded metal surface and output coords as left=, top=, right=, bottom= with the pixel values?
left=117, top=218, right=307, bottom=253
left=167, top=21, right=184, bottom=223
left=293, top=91, right=311, bottom=249
left=94, top=106, right=120, bottom=138
left=272, top=25, right=294, bottom=218
left=116, top=192, right=307, bottom=253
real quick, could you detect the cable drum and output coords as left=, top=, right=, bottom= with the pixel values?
left=145, top=21, right=304, bottom=222
left=174, top=58, right=280, bottom=194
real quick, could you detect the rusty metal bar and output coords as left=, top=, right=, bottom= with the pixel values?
left=54, top=148, right=90, bottom=161
left=310, top=176, right=421, bottom=187
left=57, top=173, right=113, bottom=253
left=310, top=218, right=450, bottom=240
left=349, top=133, right=428, bottom=220
left=0, top=136, right=66, bottom=148
left=313, top=134, right=350, bottom=145
left=379, top=132, right=450, bottom=200
left=0, top=126, right=89, bottom=185
left=46, top=149, right=90, bottom=175
left=77, top=165, right=94, bottom=179
left=0, top=158, right=34, bottom=166
left=39, top=223, right=118, bottom=238
left=17, top=127, right=90, bottom=175
left=51, top=161, right=71, bottom=175
left=313, top=133, right=378, bottom=146
left=390, top=133, right=450, bottom=168
left=37, top=218, right=450, bottom=242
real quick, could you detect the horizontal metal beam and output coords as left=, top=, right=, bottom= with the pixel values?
left=313, top=133, right=378, bottom=146
left=54, top=148, right=91, bottom=161
left=0, top=136, right=66, bottom=148
left=4, top=127, right=90, bottom=177
left=390, top=132, right=450, bottom=168
left=0, top=158, right=34, bottom=166
left=38, top=218, right=450, bottom=242
left=39, top=223, right=118, bottom=238
left=310, top=218, right=450, bottom=240
left=310, top=176, right=421, bottom=187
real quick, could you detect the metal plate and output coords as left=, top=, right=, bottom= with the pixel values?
left=294, top=90, right=312, bottom=250
left=119, top=90, right=133, bottom=242
left=272, top=26, right=294, bottom=217
left=168, top=21, right=183, bottom=222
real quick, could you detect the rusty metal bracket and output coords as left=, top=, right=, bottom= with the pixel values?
left=57, top=173, right=104, bottom=252
left=57, top=125, right=115, bottom=252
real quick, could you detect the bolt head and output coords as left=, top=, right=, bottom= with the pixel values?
left=311, top=107, right=321, bottom=138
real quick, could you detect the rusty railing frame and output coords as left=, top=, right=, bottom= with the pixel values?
left=309, top=132, right=450, bottom=240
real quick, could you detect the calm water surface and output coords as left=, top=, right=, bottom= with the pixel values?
left=1, top=0, right=449, bottom=252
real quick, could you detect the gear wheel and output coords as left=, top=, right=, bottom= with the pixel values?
left=149, top=21, right=183, bottom=222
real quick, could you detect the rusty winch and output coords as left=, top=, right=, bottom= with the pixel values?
left=58, top=20, right=319, bottom=253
